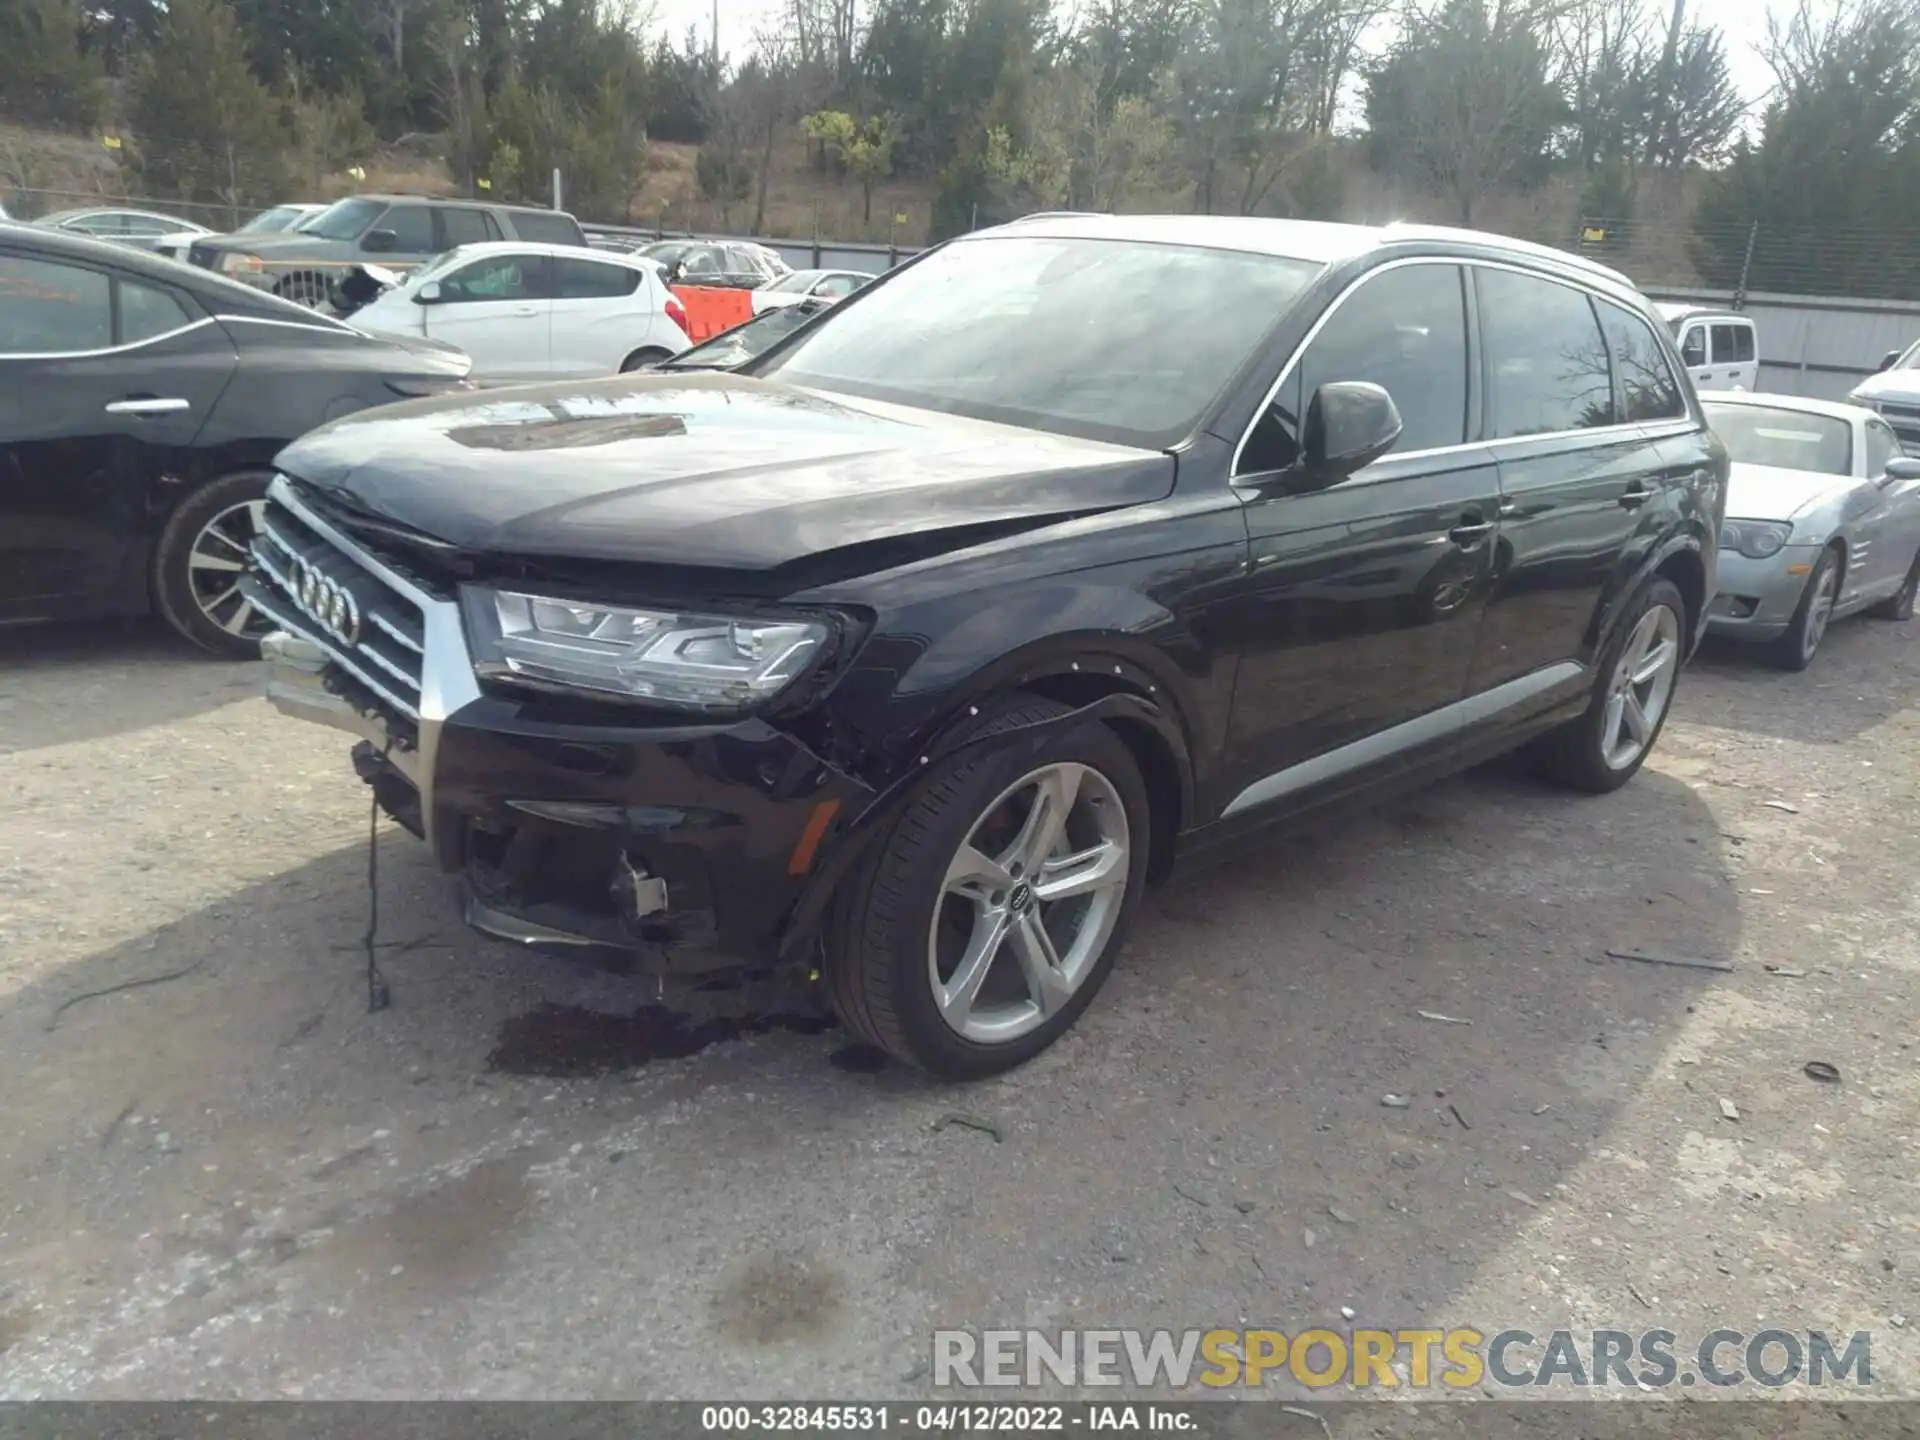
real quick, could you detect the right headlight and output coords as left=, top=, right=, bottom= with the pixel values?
left=461, top=586, right=833, bottom=712
left=217, top=251, right=264, bottom=276
left=1719, top=520, right=1793, bottom=560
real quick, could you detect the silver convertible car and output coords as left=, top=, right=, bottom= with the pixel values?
left=1705, top=392, right=1920, bottom=668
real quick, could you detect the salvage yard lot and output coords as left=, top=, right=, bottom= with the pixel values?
left=0, top=618, right=1916, bottom=1400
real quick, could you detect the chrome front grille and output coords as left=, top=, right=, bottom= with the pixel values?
left=248, top=487, right=428, bottom=719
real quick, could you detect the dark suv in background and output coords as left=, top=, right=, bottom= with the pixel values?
left=245, top=214, right=1725, bottom=1078
left=188, top=195, right=589, bottom=306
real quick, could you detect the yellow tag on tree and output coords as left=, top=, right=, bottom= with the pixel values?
left=101, top=135, right=122, bottom=150
left=477, top=177, right=492, bottom=191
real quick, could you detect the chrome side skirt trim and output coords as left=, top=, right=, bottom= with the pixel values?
left=1221, top=661, right=1585, bottom=818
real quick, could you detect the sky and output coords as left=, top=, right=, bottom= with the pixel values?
left=652, top=0, right=1783, bottom=110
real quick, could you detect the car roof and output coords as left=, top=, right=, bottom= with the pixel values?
left=979, top=213, right=1641, bottom=290
left=38, top=206, right=196, bottom=224
left=1655, top=302, right=1750, bottom=323
left=0, top=219, right=356, bottom=324
left=331, top=194, right=577, bottom=218
left=435, top=240, right=646, bottom=265
left=1701, top=391, right=1873, bottom=424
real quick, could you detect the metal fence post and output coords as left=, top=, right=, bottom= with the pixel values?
left=1732, top=219, right=1758, bottom=311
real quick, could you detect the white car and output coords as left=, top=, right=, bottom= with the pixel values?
left=751, top=268, right=872, bottom=314
left=349, top=242, right=690, bottom=382
left=1654, top=303, right=1759, bottom=392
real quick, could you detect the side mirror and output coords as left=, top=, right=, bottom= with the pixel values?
left=362, top=228, right=398, bottom=253
left=1885, top=456, right=1920, bottom=482
left=1879, top=349, right=1902, bottom=373
left=1298, top=380, right=1403, bottom=482
left=413, top=280, right=442, bottom=305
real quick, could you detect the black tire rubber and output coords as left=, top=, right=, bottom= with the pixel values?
left=823, top=694, right=1151, bottom=1079
left=620, top=347, right=675, bottom=373
left=1536, top=575, right=1687, bottom=794
left=1869, top=548, right=1920, bottom=621
left=152, top=470, right=273, bottom=659
left=1767, top=545, right=1842, bottom=671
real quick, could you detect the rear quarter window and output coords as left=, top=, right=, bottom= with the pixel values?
left=509, top=211, right=586, bottom=247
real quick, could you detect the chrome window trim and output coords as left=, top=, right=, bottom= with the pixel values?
left=1230, top=254, right=1695, bottom=485
left=0, top=316, right=216, bottom=361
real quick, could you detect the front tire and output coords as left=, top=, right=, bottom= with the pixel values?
left=1768, top=545, right=1841, bottom=671
left=152, top=471, right=275, bottom=658
left=620, top=347, right=674, bottom=373
left=825, top=695, right=1150, bottom=1079
left=1537, top=576, right=1686, bottom=794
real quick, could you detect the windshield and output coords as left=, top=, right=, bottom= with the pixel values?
left=1706, top=403, right=1853, bottom=476
left=757, top=235, right=1323, bottom=446
left=764, top=271, right=818, bottom=294
left=1894, top=339, right=1920, bottom=371
left=241, top=206, right=306, bottom=235
left=301, top=197, right=386, bottom=242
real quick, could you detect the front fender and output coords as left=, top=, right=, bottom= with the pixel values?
left=776, top=690, right=1187, bottom=960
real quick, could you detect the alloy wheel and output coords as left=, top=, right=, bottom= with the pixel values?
left=1802, top=565, right=1838, bottom=661
left=1601, top=602, right=1681, bottom=770
left=188, top=500, right=273, bottom=639
left=927, top=761, right=1131, bottom=1045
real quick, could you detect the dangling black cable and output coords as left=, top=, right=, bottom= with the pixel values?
left=363, top=739, right=394, bottom=1012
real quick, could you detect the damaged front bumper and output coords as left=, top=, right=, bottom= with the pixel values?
left=244, top=478, right=877, bottom=976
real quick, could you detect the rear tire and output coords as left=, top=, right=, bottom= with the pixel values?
left=152, top=470, right=275, bottom=659
left=620, top=347, right=674, bottom=373
left=1767, top=545, right=1841, bottom=671
left=1536, top=576, right=1686, bottom=794
left=824, top=695, right=1150, bottom=1079
left=1869, top=548, right=1920, bottom=621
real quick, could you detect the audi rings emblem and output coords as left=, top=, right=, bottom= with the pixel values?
left=287, top=555, right=363, bottom=647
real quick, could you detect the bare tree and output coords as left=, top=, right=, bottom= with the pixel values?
left=1364, top=0, right=1568, bottom=225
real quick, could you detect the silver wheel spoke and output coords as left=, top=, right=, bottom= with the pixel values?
left=1632, top=639, right=1676, bottom=685
left=219, top=596, right=257, bottom=636
left=189, top=551, right=244, bottom=574
left=198, top=526, right=249, bottom=559
left=1005, top=763, right=1081, bottom=874
left=1034, top=840, right=1126, bottom=902
left=1603, top=692, right=1628, bottom=759
left=1010, top=913, right=1072, bottom=1016
left=945, top=843, right=1012, bottom=904
left=1621, top=691, right=1651, bottom=743
left=939, top=910, right=1012, bottom=1025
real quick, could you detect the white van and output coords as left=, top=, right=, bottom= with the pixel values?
left=1655, top=304, right=1759, bottom=391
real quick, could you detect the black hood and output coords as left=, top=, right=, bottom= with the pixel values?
left=273, top=373, right=1176, bottom=572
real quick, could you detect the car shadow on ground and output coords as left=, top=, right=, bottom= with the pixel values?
left=1685, top=617, right=1918, bottom=745
left=0, top=620, right=260, bottom=752
left=0, top=759, right=1740, bottom=1395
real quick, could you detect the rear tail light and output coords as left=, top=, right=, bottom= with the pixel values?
left=664, top=294, right=689, bottom=336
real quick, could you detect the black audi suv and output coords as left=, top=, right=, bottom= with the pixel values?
left=0, top=222, right=472, bottom=656
left=244, top=215, right=1727, bottom=1077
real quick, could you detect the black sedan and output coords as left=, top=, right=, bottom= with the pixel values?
left=0, top=222, right=472, bottom=656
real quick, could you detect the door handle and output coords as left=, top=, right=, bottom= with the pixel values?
left=105, top=397, right=190, bottom=416
left=1618, top=481, right=1653, bottom=510
left=511, top=306, right=539, bottom=317
left=1448, top=518, right=1495, bottom=546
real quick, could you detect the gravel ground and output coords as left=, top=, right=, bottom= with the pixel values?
left=0, top=612, right=1916, bottom=1406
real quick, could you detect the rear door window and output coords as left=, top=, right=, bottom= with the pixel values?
left=0, top=254, right=113, bottom=352
left=118, top=277, right=194, bottom=343
left=1476, top=268, right=1617, bottom=437
left=1596, top=301, right=1685, bottom=422
left=1711, top=322, right=1750, bottom=364
left=554, top=257, right=640, bottom=299
left=510, top=211, right=587, bottom=246
left=440, top=207, right=502, bottom=247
